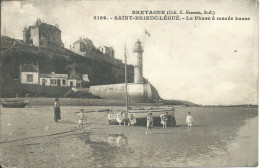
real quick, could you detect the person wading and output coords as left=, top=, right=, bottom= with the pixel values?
left=54, top=98, right=61, bottom=122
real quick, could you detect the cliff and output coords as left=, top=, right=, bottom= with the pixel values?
left=1, top=35, right=134, bottom=85
left=1, top=36, right=161, bottom=100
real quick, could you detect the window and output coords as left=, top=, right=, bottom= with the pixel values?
left=42, top=79, right=46, bottom=86
left=26, top=74, right=33, bottom=82
left=51, top=79, right=56, bottom=84
left=62, top=80, right=66, bottom=85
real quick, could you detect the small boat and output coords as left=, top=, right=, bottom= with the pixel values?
left=1, top=100, right=29, bottom=108
left=108, top=107, right=176, bottom=126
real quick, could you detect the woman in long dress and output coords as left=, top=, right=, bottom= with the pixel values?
left=54, top=98, right=61, bottom=122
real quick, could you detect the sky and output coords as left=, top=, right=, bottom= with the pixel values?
left=1, top=0, right=259, bottom=105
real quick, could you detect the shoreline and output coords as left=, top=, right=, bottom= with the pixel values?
left=207, top=116, right=258, bottom=167
left=0, top=97, right=162, bottom=107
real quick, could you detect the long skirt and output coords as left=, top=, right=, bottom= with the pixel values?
left=54, top=108, right=61, bottom=121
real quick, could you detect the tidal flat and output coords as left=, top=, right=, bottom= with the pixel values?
left=0, top=106, right=258, bottom=167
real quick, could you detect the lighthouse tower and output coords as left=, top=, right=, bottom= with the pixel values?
left=133, top=39, right=144, bottom=84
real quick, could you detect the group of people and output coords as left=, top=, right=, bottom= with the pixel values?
left=146, top=111, right=194, bottom=134
left=116, top=112, right=137, bottom=126
left=53, top=98, right=194, bottom=132
left=53, top=98, right=86, bottom=129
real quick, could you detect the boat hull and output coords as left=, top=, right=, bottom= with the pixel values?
left=1, top=100, right=29, bottom=108
left=108, top=108, right=176, bottom=126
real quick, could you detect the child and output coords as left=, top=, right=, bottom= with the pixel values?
left=116, top=111, right=128, bottom=126
left=146, top=112, right=154, bottom=134
left=186, top=112, right=193, bottom=131
left=128, top=114, right=136, bottom=126
left=160, top=112, right=168, bottom=129
left=116, top=111, right=123, bottom=126
left=77, top=109, right=86, bottom=129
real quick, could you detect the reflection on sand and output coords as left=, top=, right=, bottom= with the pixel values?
left=76, top=132, right=131, bottom=167
left=78, top=132, right=128, bottom=147
left=108, top=134, right=128, bottom=146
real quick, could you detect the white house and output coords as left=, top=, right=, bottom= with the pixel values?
left=39, top=72, right=77, bottom=87
left=20, top=64, right=77, bottom=87
left=20, top=64, right=39, bottom=84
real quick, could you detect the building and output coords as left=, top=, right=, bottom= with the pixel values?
left=39, top=72, right=77, bottom=87
left=89, top=40, right=160, bottom=103
left=98, top=46, right=114, bottom=58
left=70, top=38, right=122, bottom=65
left=133, top=39, right=144, bottom=83
left=23, top=19, right=64, bottom=48
left=82, top=74, right=90, bottom=82
left=70, top=37, right=96, bottom=53
left=20, top=63, right=77, bottom=87
left=20, top=64, right=39, bottom=84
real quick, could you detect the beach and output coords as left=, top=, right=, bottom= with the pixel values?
left=0, top=98, right=161, bottom=106
left=0, top=106, right=258, bottom=167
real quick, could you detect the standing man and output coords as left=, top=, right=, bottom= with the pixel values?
left=54, top=98, right=61, bottom=122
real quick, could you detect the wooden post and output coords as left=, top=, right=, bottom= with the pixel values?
left=124, top=45, right=128, bottom=110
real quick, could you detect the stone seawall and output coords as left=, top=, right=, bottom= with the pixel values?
left=89, top=83, right=161, bottom=103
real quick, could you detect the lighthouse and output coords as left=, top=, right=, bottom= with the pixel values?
left=133, top=39, right=144, bottom=84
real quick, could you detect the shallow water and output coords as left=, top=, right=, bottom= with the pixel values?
left=0, top=106, right=258, bottom=167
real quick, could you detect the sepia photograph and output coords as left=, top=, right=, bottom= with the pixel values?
left=0, top=0, right=258, bottom=167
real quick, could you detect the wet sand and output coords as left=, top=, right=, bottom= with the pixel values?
left=1, top=97, right=161, bottom=106
left=0, top=106, right=258, bottom=167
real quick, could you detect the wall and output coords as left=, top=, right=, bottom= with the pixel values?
left=39, top=78, right=51, bottom=86
left=20, top=72, right=39, bottom=84
left=89, top=83, right=160, bottom=102
left=23, top=29, right=31, bottom=44
left=39, top=24, right=63, bottom=48
left=49, top=77, right=68, bottom=86
left=31, top=27, right=40, bottom=47
left=73, top=42, right=81, bottom=51
left=68, top=79, right=77, bottom=87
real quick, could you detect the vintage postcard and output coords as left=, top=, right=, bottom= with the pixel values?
left=0, top=0, right=258, bottom=167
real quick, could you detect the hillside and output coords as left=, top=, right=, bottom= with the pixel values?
left=1, top=35, right=134, bottom=86
left=162, top=99, right=199, bottom=106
